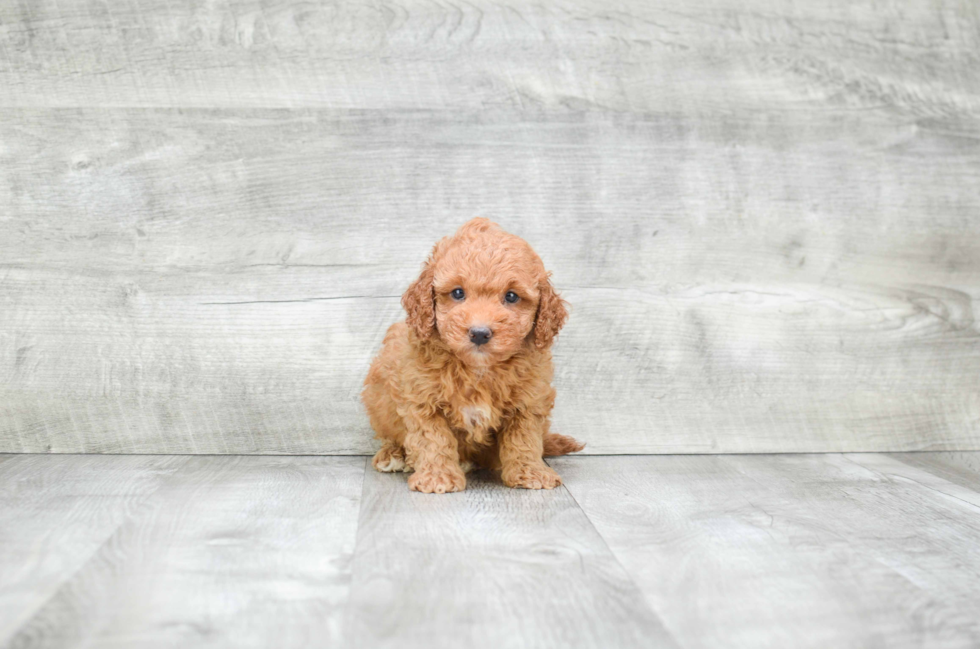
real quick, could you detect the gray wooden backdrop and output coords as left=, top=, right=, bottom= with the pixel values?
left=1, top=0, right=978, bottom=454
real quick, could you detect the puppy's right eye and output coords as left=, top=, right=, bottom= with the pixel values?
left=451, top=288, right=465, bottom=301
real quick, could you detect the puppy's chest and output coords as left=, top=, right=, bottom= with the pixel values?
left=437, top=369, right=522, bottom=439
left=445, top=389, right=505, bottom=437
left=455, top=403, right=495, bottom=432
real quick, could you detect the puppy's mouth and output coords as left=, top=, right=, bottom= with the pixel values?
left=461, top=343, right=495, bottom=364
left=468, top=344, right=491, bottom=356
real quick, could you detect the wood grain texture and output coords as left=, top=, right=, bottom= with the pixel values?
left=553, top=454, right=980, bottom=649
left=1, top=0, right=978, bottom=113
left=343, top=461, right=676, bottom=648
left=1, top=0, right=980, bottom=454
left=0, top=455, right=187, bottom=645
left=888, top=451, right=980, bottom=493
left=1, top=106, right=978, bottom=453
left=2, top=456, right=364, bottom=649
left=847, top=452, right=980, bottom=510
left=3, top=453, right=980, bottom=646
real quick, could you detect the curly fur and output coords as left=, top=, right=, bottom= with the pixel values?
left=362, top=218, right=584, bottom=493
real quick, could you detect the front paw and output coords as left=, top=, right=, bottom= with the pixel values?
left=502, top=464, right=562, bottom=490
left=408, top=468, right=466, bottom=494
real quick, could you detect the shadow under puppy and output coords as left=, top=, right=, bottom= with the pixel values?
left=362, top=218, right=585, bottom=493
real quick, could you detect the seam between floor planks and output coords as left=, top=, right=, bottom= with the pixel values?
left=4, top=453, right=980, bottom=648
left=0, top=454, right=192, bottom=646
left=846, top=454, right=980, bottom=514
left=1, top=456, right=365, bottom=649
left=342, top=457, right=679, bottom=649
left=549, top=456, right=660, bottom=618
left=553, top=453, right=980, bottom=649
left=885, top=452, right=980, bottom=500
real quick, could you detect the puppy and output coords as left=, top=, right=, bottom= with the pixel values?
left=362, top=218, right=584, bottom=493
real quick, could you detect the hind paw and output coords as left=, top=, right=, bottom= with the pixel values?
left=373, top=444, right=411, bottom=473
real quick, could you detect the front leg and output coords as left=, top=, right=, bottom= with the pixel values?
left=499, top=412, right=562, bottom=490
left=403, top=410, right=466, bottom=494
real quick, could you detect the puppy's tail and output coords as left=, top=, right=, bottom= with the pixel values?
left=542, top=432, right=586, bottom=457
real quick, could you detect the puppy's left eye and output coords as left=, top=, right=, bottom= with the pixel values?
left=504, top=291, right=520, bottom=304
left=451, top=288, right=465, bottom=301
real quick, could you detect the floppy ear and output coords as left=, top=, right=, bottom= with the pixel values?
left=402, top=261, right=436, bottom=341
left=533, top=276, right=569, bottom=349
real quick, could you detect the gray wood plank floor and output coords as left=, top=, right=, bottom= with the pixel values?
left=0, top=456, right=363, bottom=649
left=344, top=460, right=674, bottom=649
left=553, top=453, right=980, bottom=649
left=2, top=453, right=980, bottom=648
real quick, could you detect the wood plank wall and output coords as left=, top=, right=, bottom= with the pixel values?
left=1, top=0, right=978, bottom=453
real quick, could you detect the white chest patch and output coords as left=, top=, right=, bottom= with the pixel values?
left=461, top=405, right=492, bottom=431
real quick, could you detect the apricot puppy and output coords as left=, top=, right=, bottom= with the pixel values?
left=362, top=218, right=584, bottom=493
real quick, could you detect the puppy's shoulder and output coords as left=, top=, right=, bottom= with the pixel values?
left=368, top=322, right=414, bottom=379
left=382, top=321, right=409, bottom=346
left=517, top=345, right=555, bottom=380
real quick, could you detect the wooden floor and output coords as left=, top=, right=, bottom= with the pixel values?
left=1, top=453, right=979, bottom=648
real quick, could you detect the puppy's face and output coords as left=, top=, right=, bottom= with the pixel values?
left=432, top=263, right=539, bottom=366
left=402, top=219, right=568, bottom=365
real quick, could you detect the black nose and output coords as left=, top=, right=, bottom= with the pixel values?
left=468, top=327, right=492, bottom=346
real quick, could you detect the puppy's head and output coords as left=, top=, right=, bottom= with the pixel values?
left=402, top=218, right=568, bottom=365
